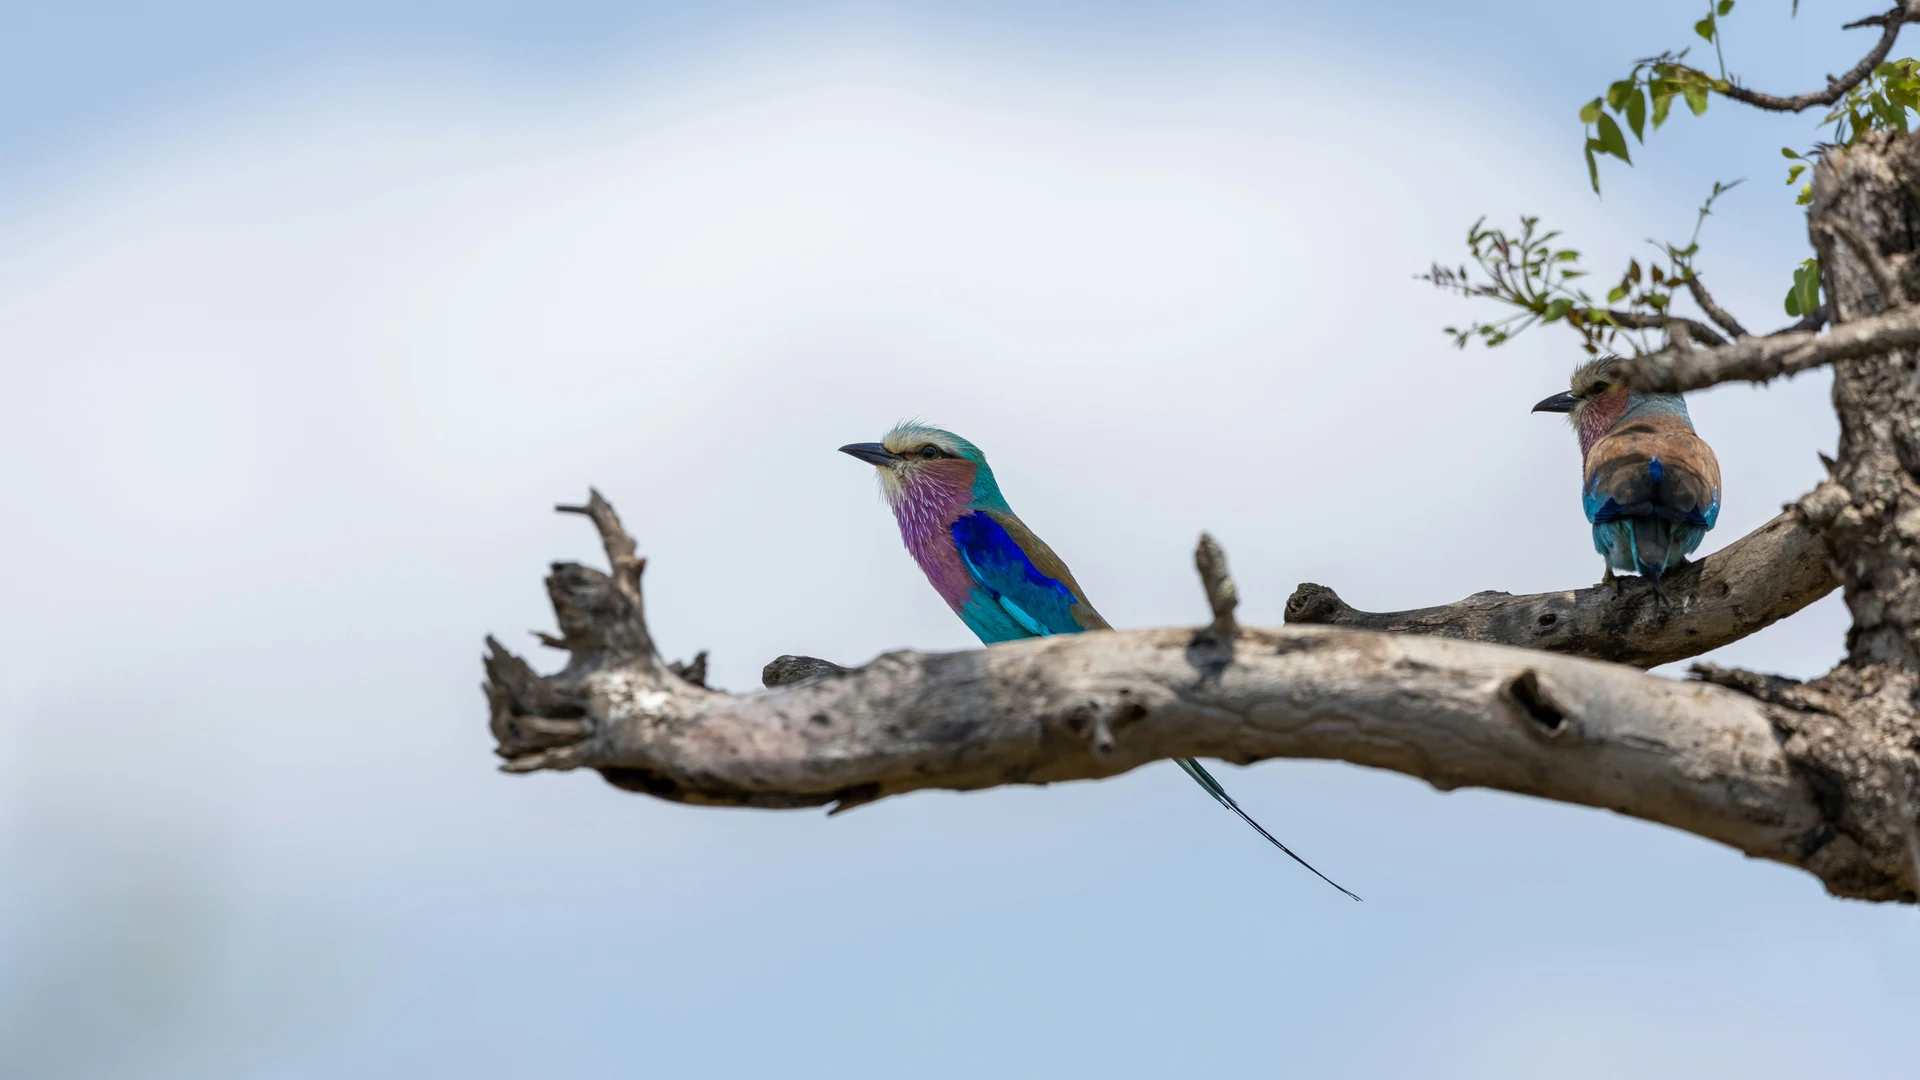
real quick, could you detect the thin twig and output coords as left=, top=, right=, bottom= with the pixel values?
left=1684, top=273, right=1751, bottom=338
left=1595, top=309, right=1729, bottom=348
left=556, top=488, right=646, bottom=601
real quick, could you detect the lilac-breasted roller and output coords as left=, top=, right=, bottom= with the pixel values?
left=1533, top=356, right=1722, bottom=601
left=841, top=422, right=1358, bottom=899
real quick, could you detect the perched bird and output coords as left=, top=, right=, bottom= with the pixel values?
left=841, top=422, right=1358, bottom=899
left=1533, top=356, right=1721, bottom=601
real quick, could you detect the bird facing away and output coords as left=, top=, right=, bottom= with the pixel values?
left=840, top=422, right=1359, bottom=900
left=1533, top=356, right=1721, bottom=601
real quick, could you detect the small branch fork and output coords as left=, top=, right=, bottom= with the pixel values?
left=482, top=493, right=1917, bottom=902
left=1719, top=4, right=1915, bottom=113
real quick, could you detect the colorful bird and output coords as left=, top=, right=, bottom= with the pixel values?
left=1533, top=356, right=1721, bottom=601
left=841, top=422, right=1358, bottom=899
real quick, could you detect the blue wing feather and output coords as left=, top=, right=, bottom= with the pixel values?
left=950, top=512, right=1086, bottom=639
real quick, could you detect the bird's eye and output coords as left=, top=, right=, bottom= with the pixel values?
left=919, top=445, right=942, bottom=459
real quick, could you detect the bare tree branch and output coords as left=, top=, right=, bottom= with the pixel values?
left=1719, top=5, right=1914, bottom=112
left=1684, top=273, right=1750, bottom=339
left=1284, top=509, right=1835, bottom=669
left=1616, top=303, right=1920, bottom=393
left=484, top=494, right=1912, bottom=902
left=1595, top=308, right=1728, bottom=348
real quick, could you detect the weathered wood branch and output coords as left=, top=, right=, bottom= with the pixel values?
left=1284, top=508, right=1836, bottom=669
left=484, top=494, right=1914, bottom=902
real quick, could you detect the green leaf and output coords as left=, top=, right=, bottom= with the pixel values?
left=1781, top=146, right=1802, bottom=159
left=1786, top=164, right=1806, bottom=183
left=1651, top=87, right=1674, bottom=127
left=1785, top=258, right=1821, bottom=317
left=1542, top=298, right=1573, bottom=322
left=1608, top=284, right=1629, bottom=303
left=1797, top=182, right=1814, bottom=205
left=1626, top=87, right=1647, bottom=140
left=1597, top=114, right=1631, bottom=162
left=1695, top=15, right=1716, bottom=41
left=1607, top=79, right=1635, bottom=112
left=1685, top=84, right=1710, bottom=115
left=1628, top=258, right=1643, bottom=284
left=1580, top=97, right=1604, bottom=124
left=1717, top=0, right=1734, bottom=15
left=1585, top=142, right=1601, bottom=193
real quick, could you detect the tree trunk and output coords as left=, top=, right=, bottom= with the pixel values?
left=1769, top=131, right=1920, bottom=901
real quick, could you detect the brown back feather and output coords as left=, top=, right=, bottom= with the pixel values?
left=1584, top=413, right=1720, bottom=518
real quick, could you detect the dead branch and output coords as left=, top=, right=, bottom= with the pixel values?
left=1284, top=509, right=1835, bottom=669
left=483, top=495, right=1913, bottom=902
left=1683, top=273, right=1750, bottom=339
left=1194, top=532, right=1239, bottom=641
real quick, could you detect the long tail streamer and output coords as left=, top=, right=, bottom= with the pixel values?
left=1175, top=757, right=1362, bottom=901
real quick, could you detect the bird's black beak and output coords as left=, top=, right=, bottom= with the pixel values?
left=838, top=442, right=902, bottom=467
left=1531, top=391, right=1581, bottom=414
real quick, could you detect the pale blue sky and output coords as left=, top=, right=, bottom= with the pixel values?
left=2, top=3, right=1915, bottom=1077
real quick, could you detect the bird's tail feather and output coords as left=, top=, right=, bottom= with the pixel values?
left=1174, top=757, right=1361, bottom=901
left=1629, top=516, right=1673, bottom=575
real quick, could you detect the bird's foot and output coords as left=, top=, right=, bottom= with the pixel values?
left=1649, top=575, right=1672, bottom=611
